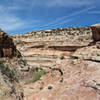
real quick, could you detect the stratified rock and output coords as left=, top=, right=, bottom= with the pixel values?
left=0, top=29, right=21, bottom=57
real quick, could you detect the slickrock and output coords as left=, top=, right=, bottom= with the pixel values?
left=24, top=60, right=100, bottom=100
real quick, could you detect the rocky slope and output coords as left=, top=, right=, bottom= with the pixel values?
left=11, top=26, right=100, bottom=100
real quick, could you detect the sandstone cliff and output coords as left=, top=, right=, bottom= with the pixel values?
left=11, top=27, right=91, bottom=67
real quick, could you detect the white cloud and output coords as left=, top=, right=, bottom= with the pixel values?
left=8, top=0, right=38, bottom=11
left=0, top=4, right=40, bottom=32
left=1, top=0, right=95, bottom=11
left=37, top=6, right=94, bottom=29
left=47, top=0, right=92, bottom=7
left=0, top=15, right=39, bottom=32
left=0, top=16, right=25, bottom=31
left=0, top=0, right=99, bottom=33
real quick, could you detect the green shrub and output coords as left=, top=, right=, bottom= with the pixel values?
left=48, top=86, right=53, bottom=90
left=33, top=69, right=46, bottom=82
left=31, top=67, right=42, bottom=72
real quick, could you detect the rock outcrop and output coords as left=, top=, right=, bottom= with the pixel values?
left=0, top=29, right=21, bottom=57
left=91, top=26, right=100, bottom=42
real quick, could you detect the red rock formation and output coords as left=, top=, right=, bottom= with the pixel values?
left=0, top=29, right=21, bottom=57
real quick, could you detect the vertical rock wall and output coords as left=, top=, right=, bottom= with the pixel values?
left=0, top=29, right=21, bottom=57
left=91, top=26, right=100, bottom=41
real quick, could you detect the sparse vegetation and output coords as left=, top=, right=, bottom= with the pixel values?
left=60, top=56, right=65, bottom=60
left=31, top=67, right=42, bottom=72
left=97, top=54, right=100, bottom=56
left=25, top=67, right=47, bottom=84
left=70, top=56, right=78, bottom=59
left=51, top=68, right=63, bottom=76
left=32, top=67, right=47, bottom=82
left=51, top=68, right=60, bottom=71
left=60, top=78, right=63, bottom=83
left=0, top=60, right=18, bottom=82
left=78, top=38, right=84, bottom=41
left=18, top=58, right=27, bottom=66
left=39, top=86, right=43, bottom=90
left=48, top=86, right=53, bottom=90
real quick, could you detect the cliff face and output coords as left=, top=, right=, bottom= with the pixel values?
left=0, top=29, right=21, bottom=57
left=0, top=30, right=25, bottom=100
left=11, top=27, right=91, bottom=67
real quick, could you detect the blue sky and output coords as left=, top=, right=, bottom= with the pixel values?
left=0, top=0, right=100, bottom=34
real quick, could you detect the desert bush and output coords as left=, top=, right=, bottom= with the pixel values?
left=32, top=67, right=46, bottom=82
left=48, top=86, right=53, bottom=90
left=0, top=60, right=18, bottom=82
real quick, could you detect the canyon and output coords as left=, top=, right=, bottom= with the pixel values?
left=0, top=24, right=100, bottom=100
